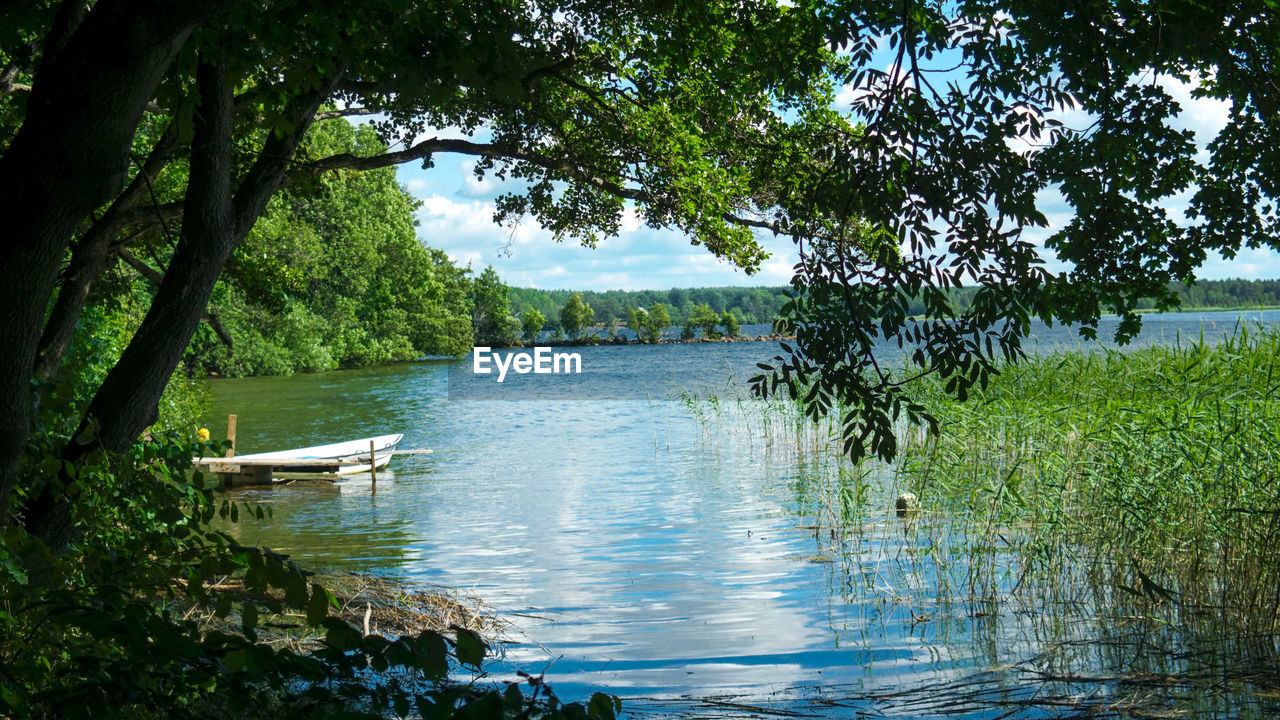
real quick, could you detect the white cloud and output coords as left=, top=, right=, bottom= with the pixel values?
left=457, top=159, right=507, bottom=199
left=1156, top=72, right=1231, bottom=146
left=411, top=188, right=802, bottom=290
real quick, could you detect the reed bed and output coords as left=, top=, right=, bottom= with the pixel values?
left=903, top=326, right=1280, bottom=627
left=685, top=326, right=1280, bottom=627
left=677, top=325, right=1280, bottom=716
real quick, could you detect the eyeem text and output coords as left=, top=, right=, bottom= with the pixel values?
left=472, top=346, right=583, bottom=382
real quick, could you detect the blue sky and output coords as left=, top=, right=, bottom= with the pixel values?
left=393, top=70, right=1279, bottom=292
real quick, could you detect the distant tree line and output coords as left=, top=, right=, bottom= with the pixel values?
left=509, top=286, right=791, bottom=330
left=926, top=279, right=1280, bottom=316
left=507, top=278, right=1280, bottom=343
left=1141, top=279, right=1280, bottom=310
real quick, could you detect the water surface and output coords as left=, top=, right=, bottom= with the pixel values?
left=206, top=311, right=1280, bottom=717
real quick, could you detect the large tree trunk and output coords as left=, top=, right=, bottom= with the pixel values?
left=0, top=0, right=232, bottom=526
left=24, top=55, right=341, bottom=549
left=24, top=50, right=235, bottom=547
left=33, top=123, right=179, bottom=382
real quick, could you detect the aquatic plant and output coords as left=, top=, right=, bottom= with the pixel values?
left=682, top=324, right=1280, bottom=630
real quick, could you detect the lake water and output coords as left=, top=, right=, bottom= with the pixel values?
left=206, top=311, right=1280, bottom=718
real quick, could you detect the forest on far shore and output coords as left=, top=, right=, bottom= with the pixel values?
left=511, top=278, right=1280, bottom=334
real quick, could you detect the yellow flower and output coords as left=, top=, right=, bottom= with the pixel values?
left=197, top=427, right=211, bottom=442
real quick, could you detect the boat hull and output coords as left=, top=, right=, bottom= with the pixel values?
left=234, top=433, right=403, bottom=475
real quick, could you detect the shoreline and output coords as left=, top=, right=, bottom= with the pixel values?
left=515, top=332, right=796, bottom=348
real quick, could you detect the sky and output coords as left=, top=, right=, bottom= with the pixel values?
left=393, top=63, right=1279, bottom=292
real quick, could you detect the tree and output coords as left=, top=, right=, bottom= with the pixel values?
left=472, top=266, right=519, bottom=347
left=522, top=309, right=547, bottom=344
left=559, top=292, right=596, bottom=341
left=185, top=119, right=473, bottom=375
left=646, top=304, right=671, bottom=343
left=625, top=304, right=670, bottom=343
left=749, top=1, right=1280, bottom=463
left=626, top=306, right=648, bottom=341
left=686, top=303, right=720, bottom=339
left=721, top=310, right=740, bottom=338
left=0, top=2, right=860, bottom=540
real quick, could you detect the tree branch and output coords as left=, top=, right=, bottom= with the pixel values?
left=33, top=122, right=180, bottom=380
left=124, top=133, right=801, bottom=245
left=314, top=106, right=379, bottom=121
left=304, top=137, right=798, bottom=237
left=117, top=248, right=233, bottom=348
left=233, top=66, right=348, bottom=237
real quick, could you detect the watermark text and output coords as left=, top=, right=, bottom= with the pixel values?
left=472, top=346, right=583, bottom=382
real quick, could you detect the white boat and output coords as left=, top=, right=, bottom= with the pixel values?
left=232, top=433, right=403, bottom=475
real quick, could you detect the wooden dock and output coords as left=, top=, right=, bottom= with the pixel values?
left=192, top=456, right=348, bottom=486
left=192, top=451, right=432, bottom=487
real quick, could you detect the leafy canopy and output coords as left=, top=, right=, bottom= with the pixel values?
left=752, top=0, right=1280, bottom=462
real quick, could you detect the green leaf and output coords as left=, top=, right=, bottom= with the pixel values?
left=452, top=627, right=487, bottom=668
left=241, top=603, right=258, bottom=639
left=587, top=693, right=621, bottom=720
left=413, top=631, right=449, bottom=679
left=224, top=649, right=247, bottom=673
left=306, top=584, right=331, bottom=625
left=323, top=618, right=362, bottom=651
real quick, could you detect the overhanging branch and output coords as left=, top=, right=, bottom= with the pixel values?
left=303, top=137, right=797, bottom=238
left=315, top=106, right=380, bottom=121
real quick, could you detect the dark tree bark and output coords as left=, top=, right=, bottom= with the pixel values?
left=116, top=247, right=236, bottom=348
left=0, top=0, right=234, bottom=525
left=24, top=56, right=342, bottom=548
left=33, top=123, right=180, bottom=382
left=24, top=50, right=235, bottom=547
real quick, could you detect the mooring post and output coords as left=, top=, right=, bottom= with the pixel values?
left=225, top=414, right=237, bottom=458
left=369, top=439, right=377, bottom=493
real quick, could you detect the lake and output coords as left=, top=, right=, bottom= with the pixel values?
left=206, top=310, right=1280, bottom=718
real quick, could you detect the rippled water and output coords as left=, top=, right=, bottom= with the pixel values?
left=206, top=311, right=1280, bottom=717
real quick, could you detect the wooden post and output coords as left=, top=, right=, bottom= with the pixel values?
left=225, top=414, right=237, bottom=458
left=369, top=439, right=377, bottom=493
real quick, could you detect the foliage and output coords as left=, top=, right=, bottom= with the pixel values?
left=1139, top=278, right=1280, bottom=310
left=625, top=307, right=646, bottom=340
left=186, top=120, right=474, bottom=376
left=472, top=266, right=521, bottom=348
left=683, top=303, right=721, bottom=340
left=61, top=287, right=211, bottom=439
left=753, top=1, right=1280, bottom=463
left=508, top=279, right=1280, bottom=337
left=626, top=303, right=671, bottom=343
left=721, top=310, right=740, bottom=338
left=558, top=293, right=595, bottom=341
left=521, top=309, right=547, bottom=343
left=0, top=419, right=619, bottom=720
left=646, top=304, right=672, bottom=342
left=511, top=286, right=793, bottom=327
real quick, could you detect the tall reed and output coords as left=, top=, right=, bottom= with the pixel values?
left=682, top=325, right=1280, bottom=631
